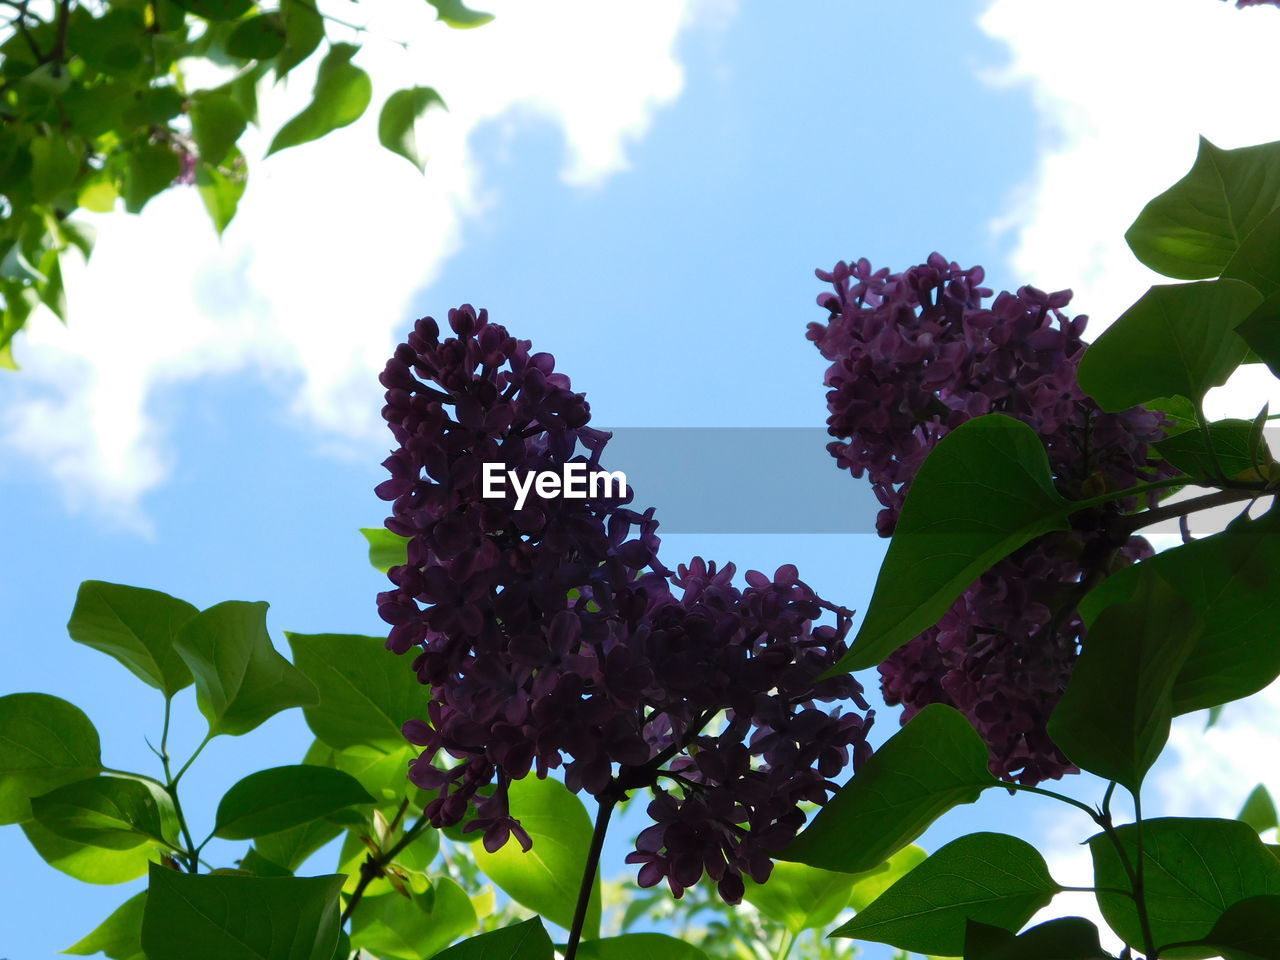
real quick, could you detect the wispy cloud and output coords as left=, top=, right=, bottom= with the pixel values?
left=1, top=0, right=727, bottom=529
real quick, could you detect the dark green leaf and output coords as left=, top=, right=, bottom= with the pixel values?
left=831, top=833, right=1059, bottom=956
left=31, top=775, right=173, bottom=849
left=240, top=847, right=293, bottom=876
left=964, top=917, right=1113, bottom=960
left=0, top=692, right=101, bottom=824
left=473, top=775, right=602, bottom=936
left=377, top=87, right=444, bottom=172
left=190, top=92, right=248, bottom=166
left=576, top=934, right=709, bottom=960
left=426, top=0, right=494, bottom=28
left=121, top=87, right=185, bottom=128
left=742, top=860, right=858, bottom=933
left=30, top=133, right=80, bottom=203
left=833, top=415, right=1071, bottom=673
left=1240, top=786, right=1279, bottom=835
left=226, top=13, right=286, bottom=60
left=275, top=0, right=324, bottom=79
left=252, top=818, right=342, bottom=873
left=65, top=891, right=146, bottom=959
left=286, top=632, right=423, bottom=751
left=782, top=705, right=996, bottom=873
left=21, top=820, right=156, bottom=883
left=1091, top=817, right=1280, bottom=952
left=171, top=0, right=252, bottom=21
left=67, top=580, right=197, bottom=696
left=1127, top=136, right=1280, bottom=279
left=1079, top=509, right=1280, bottom=714
left=360, top=527, right=409, bottom=574
left=122, top=142, right=180, bottom=214
left=1048, top=570, right=1199, bottom=792
left=349, top=880, right=476, bottom=960
left=141, top=865, right=344, bottom=960
left=173, top=600, right=318, bottom=737
left=432, top=918, right=553, bottom=960
left=1192, top=895, right=1280, bottom=960
left=1155, top=418, right=1272, bottom=479
left=214, top=765, right=374, bottom=839
left=267, top=43, right=371, bottom=155
left=1077, top=280, right=1260, bottom=411
left=1223, top=206, right=1280, bottom=297
left=36, top=247, right=66, bottom=321
left=67, top=9, right=146, bottom=75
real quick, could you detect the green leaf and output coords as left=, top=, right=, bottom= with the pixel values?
left=240, top=847, right=293, bottom=877
left=1079, top=509, right=1280, bottom=714
left=31, top=775, right=172, bottom=849
left=173, top=600, right=318, bottom=738
left=426, top=0, right=494, bottom=28
left=833, top=415, right=1070, bottom=674
left=309, top=740, right=425, bottom=808
left=252, top=817, right=342, bottom=873
left=214, top=765, right=374, bottom=840
left=275, top=0, right=324, bottom=79
left=267, top=43, right=371, bottom=156
left=226, top=13, right=286, bottom=60
left=848, top=844, right=929, bottom=911
left=1091, top=817, right=1280, bottom=954
left=171, top=0, right=252, bottom=21
left=781, top=705, right=997, bottom=873
left=1223, top=205, right=1280, bottom=297
left=1192, top=895, right=1280, bottom=960
left=36, top=247, right=66, bottom=321
left=65, top=891, right=146, bottom=959
left=964, top=917, right=1113, bottom=960
left=1155, top=418, right=1272, bottom=479
left=473, top=776, right=602, bottom=936
left=1077, top=279, right=1260, bottom=411
left=0, top=692, right=101, bottom=824
left=122, top=142, right=180, bottom=214
left=1048, top=570, right=1199, bottom=792
left=21, top=820, right=157, bottom=883
left=286, top=632, right=423, bottom=752
left=360, top=527, right=409, bottom=574
left=377, top=87, right=444, bottom=172
left=432, top=918, right=553, bottom=960
left=742, top=860, right=858, bottom=933
left=831, top=833, right=1059, bottom=956
left=196, top=148, right=247, bottom=237
left=349, top=880, right=476, bottom=960
left=121, top=87, right=185, bottom=129
left=67, top=580, right=197, bottom=696
left=1240, top=786, right=1279, bottom=835
left=576, top=934, right=709, bottom=960
left=30, top=133, right=80, bottom=203
left=1127, top=136, right=1280, bottom=279
left=67, top=9, right=146, bottom=75
left=141, top=864, right=345, bottom=960
left=190, top=92, right=248, bottom=166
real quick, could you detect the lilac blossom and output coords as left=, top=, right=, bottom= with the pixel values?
left=809, top=255, right=1174, bottom=784
left=377, top=305, right=873, bottom=901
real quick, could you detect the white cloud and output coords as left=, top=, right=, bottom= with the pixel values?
left=1, top=0, right=725, bottom=528
left=979, top=0, right=1280, bottom=422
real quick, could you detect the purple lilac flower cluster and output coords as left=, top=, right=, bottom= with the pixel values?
left=808, top=255, right=1173, bottom=785
left=376, top=305, right=874, bottom=902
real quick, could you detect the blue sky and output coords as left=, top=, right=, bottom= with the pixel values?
left=5, top=1, right=1280, bottom=958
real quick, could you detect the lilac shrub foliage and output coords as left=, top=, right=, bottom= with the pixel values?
left=375, top=305, right=874, bottom=903
left=808, top=255, right=1175, bottom=784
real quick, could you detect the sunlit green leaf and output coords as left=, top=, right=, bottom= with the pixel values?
left=349, top=879, right=476, bottom=960
left=67, top=580, right=197, bottom=696
left=268, top=43, right=370, bottom=155
left=65, top=891, right=146, bottom=959
left=214, top=765, right=374, bottom=840
left=377, top=87, right=444, bottom=172
left=0, top=692, right=101, bottom=824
